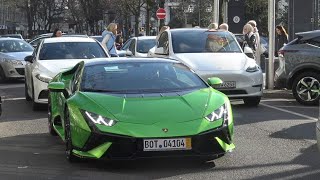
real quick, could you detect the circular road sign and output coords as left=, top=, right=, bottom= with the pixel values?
left=156, top=8, right=166, bottom=20
left=233, top=16, right=240, bottom=24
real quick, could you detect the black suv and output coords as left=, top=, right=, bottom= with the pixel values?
left=274, top=30, right=320, bottom=105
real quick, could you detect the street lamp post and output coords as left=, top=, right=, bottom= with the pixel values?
left=268, top=0, right=275, bottom=89
left=213, top=0, right=219, bottom=24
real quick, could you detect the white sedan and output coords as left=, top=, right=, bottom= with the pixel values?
left=118, top=36, right=156, bottom=57
left=24, top=37, right=109, bottom=110
left=149, top=28, right=263, bottom=106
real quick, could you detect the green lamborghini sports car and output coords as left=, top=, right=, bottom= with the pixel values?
left=47, top=58, right=235, bottom=162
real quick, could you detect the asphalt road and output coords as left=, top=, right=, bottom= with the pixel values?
left=0, top=81, right=319, bottom=180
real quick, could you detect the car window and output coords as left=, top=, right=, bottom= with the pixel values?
left=121, top=39, right=132, bottom=50
left=81, top=62, right=207, bottom=92
left=137, top=39, right=156, bottom=53
left=0, top=39, right=33, bottom=53
left=307, top=37, right=320, bottom=47
left=157, top=32, right=169, bottom=53
left=172, top=31, right=241, bottom=53
left=38, top=42, right=107, bottom=60
left=129, top=39, right=136, bottom=54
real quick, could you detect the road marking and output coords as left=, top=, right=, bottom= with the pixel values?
left=260, top=103, right=318, bottom=121
left=2, top=97, right=25, bottom=101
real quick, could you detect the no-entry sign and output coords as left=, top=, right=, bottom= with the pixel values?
left=156, top=8, right=166, bottom=20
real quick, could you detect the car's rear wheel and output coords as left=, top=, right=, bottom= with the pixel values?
left=292, top=72, right=320, bottom=106
left=65, top=108, right=79, bottom=162
left=25, top=81, right=32, bottom=101
left=48, top=93, right=57, bottom=136
left=243, top=96, right=261, bottom=107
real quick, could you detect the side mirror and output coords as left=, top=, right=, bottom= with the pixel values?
left=24, top=55, right=34, bottom=63
left=126, top=50, right=133, bottom=57
left=48, top=82, right=65, bottom=92
left=207, top=77, right=223, bottom=86
left=243, top=46, right=254, bottom=58
left=155, top=47, right=167, bottom=55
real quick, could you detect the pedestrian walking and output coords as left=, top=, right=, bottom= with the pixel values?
left=102, top=23, right=118, bottom=57
left=247, top=20, right=261, bottom=65
left=52, top=28, right=62, bottom=37
left=148, top=25, right=170, bottom=57
left=219, top=23, right=229, bottom=31
left=275, top=25, right=288, bottom=57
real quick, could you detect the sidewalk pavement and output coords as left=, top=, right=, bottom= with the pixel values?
left=263, top=89, right=293, bottom=99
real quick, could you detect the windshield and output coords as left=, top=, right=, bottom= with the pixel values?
left=137, top=39, right=156, bottom=53
left=81, top=62, right=208, bottom=93
left=0, top=39, right=33, bottom=53
left=39, top=42, right=107, bottom=60
left=172, top=31, right=242, bottom=53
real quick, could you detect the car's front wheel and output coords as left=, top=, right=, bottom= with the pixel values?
left=64, top=108, right=79, bottom=162
left=292, top=72, right=320, bottom=106
left=243, top=96, right=261, bottom=107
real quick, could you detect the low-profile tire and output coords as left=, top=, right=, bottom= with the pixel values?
left=292, top=72, right=320, bottom=106
left=48, top=93, right=57, bottom=136
left=243, top=96, right=261, bottom=107
left=65, top=108, right=79, bottom=163
left=25, top=81, right=32, bottom=101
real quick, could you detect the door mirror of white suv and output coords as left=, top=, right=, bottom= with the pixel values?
left=155, top=47, right=167, bottom=55
left=243, top=46, right=254, bottom=58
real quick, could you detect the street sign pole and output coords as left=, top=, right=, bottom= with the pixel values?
left=213, top=0, right=219, bottom=24
left=268, top=0, right=275, bottom=90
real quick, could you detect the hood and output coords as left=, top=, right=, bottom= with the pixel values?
left=174, top=53, right=247, bottom=71
left=81, top=89, right=217, bottom=125
left=0, top=51, right=33, bottom=61
left=37, top=59, right=87, bottom=77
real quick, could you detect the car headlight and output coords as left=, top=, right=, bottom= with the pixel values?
left=85, top=111, right=117, bottom=127
left=3, top=58, right=23, bottom=65
left=35, top=74, right=53, bottom=83
left=245, top=60, right=260, bottom=72
left=205, top=104, right=228, bottom=123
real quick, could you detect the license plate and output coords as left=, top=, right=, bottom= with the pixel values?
left=143, top=138, right=192, bottom=151
left=216, top=81, right=236, bottom=89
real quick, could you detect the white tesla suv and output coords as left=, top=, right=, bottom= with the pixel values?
left=149, top=28, right=263, bottom=106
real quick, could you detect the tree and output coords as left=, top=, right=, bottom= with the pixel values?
left=244, top=0, right=268, bottom=34
left=36, top=0, right=68, bottom=32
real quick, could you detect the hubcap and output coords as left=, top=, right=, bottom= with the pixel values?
left=296, top=76, right=320, bottom=102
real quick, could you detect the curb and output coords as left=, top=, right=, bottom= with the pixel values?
left=262, top=89, right=293, bottom=99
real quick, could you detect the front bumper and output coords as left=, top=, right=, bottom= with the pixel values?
left=72, top=125, right=234, bottom=160
left=32, top=75, right=49, bottom=104
left=0, top=62, right=25, bottom=79
left=198, top=70, right=263, bottom=98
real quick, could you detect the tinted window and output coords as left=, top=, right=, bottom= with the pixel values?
left=121, top=39, right=132, bottom=50
left=0, top=39, right=33, bottom=53
left=38, top=42, right=107, bottom=60
left=172, top=31, right=241, bottom=53
left=81, top=62, right=207, bottom=93
left=137, top=39, right=156, bottom=53
left=307, top=37, right=320, bottom=47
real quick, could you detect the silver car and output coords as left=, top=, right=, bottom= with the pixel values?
left=275, top=30, right=320, bottom=105
left=150, top=28, right=263, bottom=106
left=0, top=38, right=34, bottom=81
left=118, top=36, right=156, bottom=57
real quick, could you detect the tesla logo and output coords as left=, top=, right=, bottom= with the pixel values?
left=162, top=128, right=168, bottom=133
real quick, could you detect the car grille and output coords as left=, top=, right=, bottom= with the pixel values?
left=219, top=90, right=247, bottom=95
left=15, top=68, right=24, bottom=75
